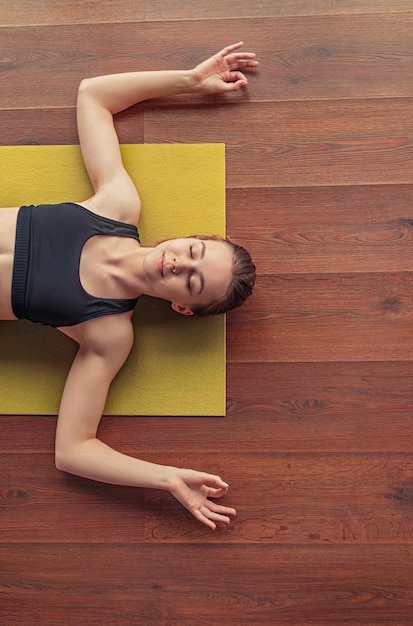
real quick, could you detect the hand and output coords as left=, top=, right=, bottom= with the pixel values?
left=168, top=468, right=237, bottom=529
left=191, top=41, right=259, bottom=94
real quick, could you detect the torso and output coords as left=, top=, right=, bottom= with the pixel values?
left=0, top=200, right=141, bottom=345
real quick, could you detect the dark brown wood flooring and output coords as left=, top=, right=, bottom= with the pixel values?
left=2, top=2, right=413, bottom=624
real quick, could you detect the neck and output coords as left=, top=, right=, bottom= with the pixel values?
left=123, top=245, right=157, bottom=298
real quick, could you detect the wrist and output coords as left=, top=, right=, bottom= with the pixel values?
left=158, top=464, right=179, bottom=491
left=183, top=69, right=199, bottom=93
left=187, top=68, right=204, bottom=93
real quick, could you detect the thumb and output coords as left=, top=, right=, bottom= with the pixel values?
left=227, top=71, right=248, bottom=90
left=204, top=473, right=229, bottom=489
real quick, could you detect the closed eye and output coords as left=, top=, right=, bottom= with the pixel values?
left=188, top=241, right=206, bottom=294
left=187, top=271, right=204, bottom=295
left=189, top=241, right=206, bottom=259
left=187, top=270, right=194, bottom=293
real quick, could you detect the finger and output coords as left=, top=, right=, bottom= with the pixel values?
left=227, top=59, right=259, bottom=74
left=192, top=508, right=217, bottom=530
left=203, top=473, right=229, bottom=489
left=199, top=505, right=231, bottom=526
left=202, top=503, right=235, bottom=525
left=227, top=52, right=257, bottom=64
left=204, top=509, right=231, bottom=524
left=223, top=72, right=249, bottom=91
left=229, top=70, right=248, bottom=83
left=192, top=500, right=236, bottom=529
left=205, top=500, right=237, bottom=517
left=218, top=41, right=244, bottom=58
left=206, top=485, right=228, bottom=498
left=231, top=59, right=259, bottom=69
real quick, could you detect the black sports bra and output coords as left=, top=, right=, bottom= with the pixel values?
left=12, top=202, right=140, bottom=327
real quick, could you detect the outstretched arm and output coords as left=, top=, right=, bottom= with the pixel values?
left=79, top=41, right=258, bottom=114
left=76, top=42, right=258, bottom=217
left=55, top=317, right=236, bottom=530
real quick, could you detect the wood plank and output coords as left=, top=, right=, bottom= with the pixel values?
left=0, top=109, right=78, bottom=146
left=2, top=544, right=413, bottom=624
left=0, top=454, right=145, bottom=543
left=227, top=272, right=413, bottom=362
left=5, top=0, right=409, bottom=28
left=147, top=0, right=413, bottom=20
left=0, top=108, right=144, bottom=146
left=226, top=362, right=413, bottom=450
left=0, top=1, right=145, bottom=26
left=227, top=185, right=413, bottom=274
left=0, top=416, right=57, bottom=452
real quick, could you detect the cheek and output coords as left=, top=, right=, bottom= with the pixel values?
left=167, top=277, right=186, bottom=297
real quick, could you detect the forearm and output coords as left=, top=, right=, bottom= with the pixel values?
left=56, top=437, right=174, bottom=490
left=80, top=69, right=198, bottom=115
left=56, top=437, right=236, bottom=529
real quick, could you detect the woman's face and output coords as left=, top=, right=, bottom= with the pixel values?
left=143, top=237, right=233, bottom=314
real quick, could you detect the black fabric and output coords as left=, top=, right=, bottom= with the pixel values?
left=12, top=202, right=140, bottom=327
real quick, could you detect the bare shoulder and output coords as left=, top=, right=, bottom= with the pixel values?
left=59, top=312, right=135, bottom=365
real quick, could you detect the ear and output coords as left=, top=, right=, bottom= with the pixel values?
left=171, top=302, right=194, bottom=316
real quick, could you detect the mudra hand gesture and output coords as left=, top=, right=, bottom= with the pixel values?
left=191, top=41, right=259, bottom=93
left=169, top=468, right=236, bottom=530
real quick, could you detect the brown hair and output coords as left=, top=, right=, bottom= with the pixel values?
left=189, top=235, right=256, bottom=317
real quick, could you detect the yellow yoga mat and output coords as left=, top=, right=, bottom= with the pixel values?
left=0, top=144, right=226, bottom=416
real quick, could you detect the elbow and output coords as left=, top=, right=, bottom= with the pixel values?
left=78, top=76, right=93, bottom=95
left=55, top=448, right=70, bottom=473
left=77, top=77, right=101, bottom=106
left=77, top=77, right=93, bottom=105
left=55, top=445, right=78, bottom=475
left=55, top=438, right=94, bottom=476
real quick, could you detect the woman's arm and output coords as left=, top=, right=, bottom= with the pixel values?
left=55, top=316, right=235, bottom=529
left=76, top=42, right=258, bottom=218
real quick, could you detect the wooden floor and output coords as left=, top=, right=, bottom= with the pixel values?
left=2, top=1, right=413, bottom=624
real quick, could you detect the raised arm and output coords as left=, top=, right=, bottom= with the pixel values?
left=76, top=42, right=258, bottom=220
left=55, top=316, right=235, bottom=530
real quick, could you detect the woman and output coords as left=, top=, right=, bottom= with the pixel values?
left=0, top=42, right=258, bottom=529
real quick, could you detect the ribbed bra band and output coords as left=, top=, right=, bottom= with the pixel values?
left=11, top=205, right=32, bottom=320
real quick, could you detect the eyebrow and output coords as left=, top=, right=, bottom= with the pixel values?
left=197, top=241, right=206, bottom=294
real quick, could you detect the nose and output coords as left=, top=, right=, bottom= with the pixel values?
left=171, top=256, right=195, bottom=274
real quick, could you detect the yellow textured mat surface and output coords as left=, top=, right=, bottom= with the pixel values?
left=0, top=144, right=225, bottom=415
